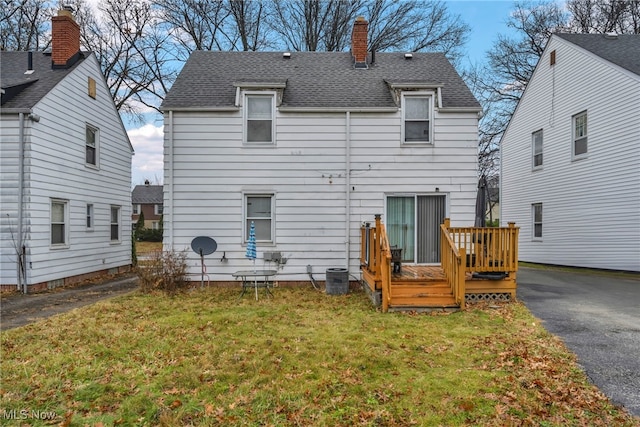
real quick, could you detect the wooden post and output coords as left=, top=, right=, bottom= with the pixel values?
left=374, top=214, right=382, bottom=280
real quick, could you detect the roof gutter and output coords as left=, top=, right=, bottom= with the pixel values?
left=278, top=107, right=398, bottom=113
left=159, top=106, right=240, bottom=113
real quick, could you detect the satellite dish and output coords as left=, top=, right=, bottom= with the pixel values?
left=191, top=236, right=217, bottom=256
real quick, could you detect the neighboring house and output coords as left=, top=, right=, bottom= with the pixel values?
left=0, top=8, right=133, bottom=292
left=501, top=33, right=640, bottom=272
left=132, top=180, right=163, bottom=230
left=161, top=17, right=482, bottom=282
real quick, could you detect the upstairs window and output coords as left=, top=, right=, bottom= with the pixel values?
left=245, top=94, right=274, bottom=144
left=132, top=204, right=140, bottom=215
left=403, top=95, right=433, bottom=143
left=572, top=111, right=588, bottom=159
left=532, top=129, right=543, bottom=169
left=155, top=204, right=163, bottom=215
left=86, top=124, right=98, bottom=166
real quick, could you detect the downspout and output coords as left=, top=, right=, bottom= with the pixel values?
left=17, top=113, right=25, bottom=293
left=345, top=112, right=351, bottom=270
left=168, top=110, right=174, bottom=249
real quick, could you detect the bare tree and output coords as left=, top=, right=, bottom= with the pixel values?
left=467, top=1, right=568, bottom=180
left=567, top=0, right=640, bottom=34
left=228, top=0, right=270, bottom=51
left=366, top=0, right=469, bottom=60
left=66, top=0, right=177, bottom=117
left=269, top=0, right=470, bottom=59
left=0, top=0, right=52, bottom=50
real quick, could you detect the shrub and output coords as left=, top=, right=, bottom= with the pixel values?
left=137, top=228, right=163, bottom=242
left=136, top=250, right=188, bottom=295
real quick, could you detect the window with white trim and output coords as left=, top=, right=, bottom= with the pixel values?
left=110, top=206, right=120, bottom=242
left=244, top=94, right=274, bottom=144
left=532, top=129, right=543, bottom=169
left=572, top=111, right=587, bottom=158
left=133, top=204, right=140, bottom=215
left=86, top=124, right=98, bottom=166
left=51, top=199, right=68, bottom=246
left=244, top=194, right=274, bottom=243
left=403, top=94, right=433, bottom=143
left=86, top=204, right=94, bottom=229
left=532, top=203, right=543, bottom=240
left=154, top=204, right=163, bottom=215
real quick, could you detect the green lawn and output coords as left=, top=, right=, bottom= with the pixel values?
left=1, top=287, right=638, bottom=426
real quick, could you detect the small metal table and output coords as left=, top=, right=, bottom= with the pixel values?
left=232, top=270, right=277, bottom=300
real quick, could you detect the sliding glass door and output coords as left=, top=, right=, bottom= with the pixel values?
left=387, top=195, right=446, bottom=264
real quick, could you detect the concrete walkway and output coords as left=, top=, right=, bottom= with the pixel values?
left=0, top=276, right=138, bottom=331
left=517, top=267, right=640, bottom=417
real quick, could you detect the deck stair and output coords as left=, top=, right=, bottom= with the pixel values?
left=360, top=215, right=519, bottom=312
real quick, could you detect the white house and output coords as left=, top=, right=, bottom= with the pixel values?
left=501, top=33, right=640, bottom=272
left=0, top=8, right=133, bottom=292
left=161, top=18, right=482, bottom=283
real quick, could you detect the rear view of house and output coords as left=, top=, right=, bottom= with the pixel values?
left=132, top=180, right=163, bottom=230
left=0, top=8, right=133, bottom=292
left=161, top=18, right=482, bottom=284
left=501, top=33, right=640, bottom=272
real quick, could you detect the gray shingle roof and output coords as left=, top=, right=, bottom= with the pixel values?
left=0, top=51, right=87, bottom=110
left=162, top=51, right=480, bottom=110
left=556, top=33, right=640, bottom=76
left=132, top=185, right=163, bottom=204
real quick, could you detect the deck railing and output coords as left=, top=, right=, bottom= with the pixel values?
left=360, top=216, right=519, bottom=312
left=360, top=215, right=393, bottom=311
left=440, top=220, right=466, bottom=309
left=446, top=221, right=519, bottom=274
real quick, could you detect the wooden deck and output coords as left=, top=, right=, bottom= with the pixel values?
left=360, top=216, right=519, bottom=312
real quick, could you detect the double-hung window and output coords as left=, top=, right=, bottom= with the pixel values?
left=245, top=94, right=274, bottom=144
left=110, top=206, right=120, bottom=242
left=86, top=124, right=98, bottom=166
left=572, top=111, right=587, bottom=159
left=51, top=199, right=69, bottom=246
left=155, top=204, right=163, bottom=215
left=403, top=95, right=433, bottom=143
left=245, top=194, right=274, bottom=243
left=532, top=203, right=543, bottom=240
left=532, top=130, right=543, bottom=169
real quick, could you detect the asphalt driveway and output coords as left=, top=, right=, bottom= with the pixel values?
left=517, top=267, right=640, bottom=417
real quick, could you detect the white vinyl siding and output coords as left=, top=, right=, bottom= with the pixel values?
left=501, top=35, right=640, bottom=271
left=164, top=106, right=479, bottom=280
left=0, top=55, right=132, bottom=287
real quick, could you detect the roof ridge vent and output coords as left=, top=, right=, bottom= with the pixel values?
left=604, top=32, right=618, bottom=39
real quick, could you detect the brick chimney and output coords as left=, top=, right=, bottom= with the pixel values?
left=351, top=16, right=368, bottom=68
left=51, top=6, right=81, bottom=68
